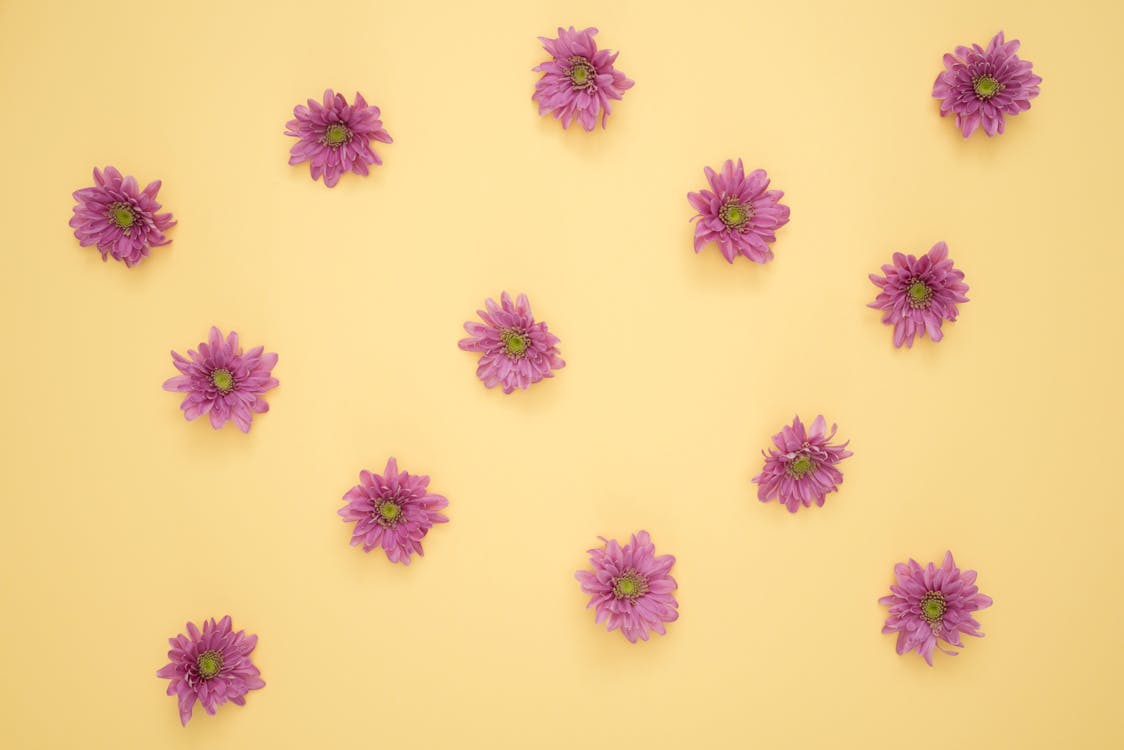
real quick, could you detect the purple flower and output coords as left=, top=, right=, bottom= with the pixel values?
left=339, top=457, right=449, bottom=564
left=688, top=159, right=790, bottom=264
left=163, top=327, right=279, bottom=433
left=868, top=241, right=969, bottom=348
left=156, top=615, right=265, bottom=726
left=285, top=89, right=392, bottom=187
left=575, top=531, right=679, bottom=643
left=532, top=26, right=634, bottom=131
left=69, top=166, right=176, bottom=267
left=458, top=292, right=565, bottom=394
left=753, top=415, right=853, bottom=513
left=879, top=551, right=993, bottom=666
left=933, top=30, right=1041, bottom=137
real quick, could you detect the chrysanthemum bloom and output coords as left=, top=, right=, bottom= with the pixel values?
left=338, top=457, right=449, bottom=564
left=163, top=327, right=279, bottom=433
left=69, top=166, right=176, bottom=267
left=688, top=159, right=790, bottom=264
left=868, top=241, right=969, bottom=348
left=933, top=30, right=1041, bottom=137
left=753, top=415, right=852, bottom=513
left=458, top=292, right=565, bottom=394
left=575, top=531, right=678, bottom=643
left=156, top=615, right=265, bottom=726
left=879, top=551, right=993, bottom=666
left=532, top=26, right=634, bottom=131
left=284, top=89, right=392, bottom=187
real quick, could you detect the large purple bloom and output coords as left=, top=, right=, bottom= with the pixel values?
left=69, top=166, right=176, bottom=267
left=753, top=415, right=852, bottom=513
left=575, top=531, right=678, bottom=643
left=339, top=457, right=449, bottom=564
left=868, top=241, right=969, bottom=348
left=879, top=551, right=993, bottom=666
left=532, top=26, right=634, bottom=131
left=156, top=615, right=265, bottom=726
left=285, top=89, right=392, bottom=187
left=933, top=30, right=1041, bottom=137
left=688, top=159, right=790, bottom=264
left=163, top=327, right=279, bottom=433
left=458, top=292, right=565, bottom=394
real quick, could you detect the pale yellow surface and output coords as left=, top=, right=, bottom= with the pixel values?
left=1, top=0, right=1122, bottom=747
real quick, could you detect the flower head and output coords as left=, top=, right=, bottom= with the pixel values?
left=458, top=292, right=565, bottom=394
left=753, top=415, right=852, bottom=513
left=933, top=31, right=1041, bottom=137
left=285, top=89, right=392, bottom=187
left=532, top=26, right=634, bottom=131
left=339, top=457, right=449, bottom=564
left=868, top=241, right=969, bottom=348
left=879, top=551, right=993, bottom=665
left=69, top=166, right=176, bottom=267
left=163, top=327, right=279, bottom=433
left=688, top=159, right=790, bottom=264
left=575, top=531, right=678, bottom=643
left=156, top=615, right=265, bottom=726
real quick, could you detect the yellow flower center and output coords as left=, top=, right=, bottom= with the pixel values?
left=787, top=453, right=816, bottom=479
left=501, top=329, right=529, bottom=357
left=377, top=500, right=402, bottom=524
left=907, top=279, right=933, bottom=308
left=719, top=199, right=752, bottom=230
left=568, top=57, right=595, bottom=89
left=920, top=592, right=947, bottom=624
left=612, top=570, right=648, bottom=601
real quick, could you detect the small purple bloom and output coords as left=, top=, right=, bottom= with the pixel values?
left=868, top=241, right=969, bottom=348
left=285, top=89, right=393, bottom=187
left=575, top=531, right=679, bottom=643
left=156, top=615, right=265, bottom=726
left=163, top=327, right=279, bottom=433
left=688, top=159, right=790, bottom=264
left=753, top=415, right=852, bottom=513
left=879, top=551, right=993, bottom=666
left=458, top=292, right=565, bottom=394
left=69, top=166, right=176, bottom=267
left=339, top=457, right=449, bottom=564
left=532, top=26, right=634, bottom=131
left=933, top=30, right=1041, bottom=137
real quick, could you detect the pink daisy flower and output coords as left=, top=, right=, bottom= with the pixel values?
left=69, top=166, right=176, bottom=267
left=753, top=415, right=853, bottom=513
left=156, top=615, right=265, bottom=726
left=933, top=30, right=1041, bottom=137
left=532, top=26, right=634, bottom=131
left=339, top=457, right=449, bottom=565
left=688, top=159, right=790, bottom=264
left=284, top=89, right=392, bottom=187
left=162, top=327, right=279, bottom=433
left=575, top=531, right=679, bottom=643
left=879, top=551, right=993, bottom=666
left=458, top=292, right=565, bottom=394
left=868, top=241, right=969, bottom=348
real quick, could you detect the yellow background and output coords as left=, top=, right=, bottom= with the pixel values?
left=1, top=0, right=1121, bottom=747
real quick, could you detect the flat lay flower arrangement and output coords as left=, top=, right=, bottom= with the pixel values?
left=14, top=5, right=1120, bottom=747
left=57, top=23, right=1036, bottom=726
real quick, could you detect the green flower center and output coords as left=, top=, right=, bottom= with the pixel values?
left=109, top=202, right=136, bottom=229
left=787, top=453, right=817, bottom=479
left=920, top=592, right=946, bottom=624
left=324, top=123, right=351, bottom=147
left=612, top=570, right=649, bottom=601
left=377, top=500, right=402, bottom=524
left=210, top=368, right=234, bottom=394
left=973, top=75, right=1002, bottom=99
left=196, top=650, right=223, bottom=680
left=501, top=329, right=529, bottom=358
left=719, top=199, right=752, bottom=230
left=568, top=57, right=596, bottom=89
left=907, top=279, right=933, bottom=308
